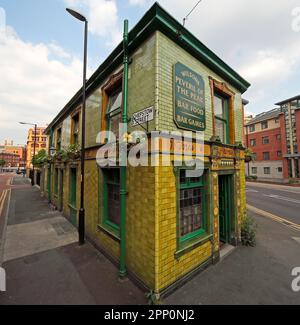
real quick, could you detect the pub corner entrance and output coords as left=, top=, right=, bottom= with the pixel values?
left=218, top=174, right=233, bottom=245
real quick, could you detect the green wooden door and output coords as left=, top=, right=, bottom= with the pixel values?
left=59, top=170, right=64, bottom=211
left=219, top=175, right=232, bottom=243
left=47, top=167, right=51, bottom=200
left=69, top=168, right=77, bottom=227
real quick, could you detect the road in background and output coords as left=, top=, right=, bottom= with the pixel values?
left=246, top=182, right=300, bottom=225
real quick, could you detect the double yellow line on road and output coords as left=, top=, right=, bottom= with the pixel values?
left=247, top=204, right=300, bottom=232
left=0, top=190, right=8, bottom=216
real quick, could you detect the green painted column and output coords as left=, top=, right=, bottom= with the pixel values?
left=119, top=19, right=129, bottom=279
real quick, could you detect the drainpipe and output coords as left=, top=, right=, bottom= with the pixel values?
left=119, top=19, right=129, bottom=279
left=48, top=128, right=54, bottom=203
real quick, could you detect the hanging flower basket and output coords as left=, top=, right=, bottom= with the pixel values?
left=245, top=155, right=252, bottom=163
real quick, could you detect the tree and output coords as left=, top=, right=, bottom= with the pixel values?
left=0, top=159, right=5, bottom=167
left=32, top=149, right=47, bottom=167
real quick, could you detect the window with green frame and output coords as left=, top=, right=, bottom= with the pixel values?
left=102, top=168, right=120, bottom=235
left=69, top=168, right=77, bottom=207
left=106, top=87, right=122, bottom=140
left=214, top=94, right=229, bottom=144
left=56, top=128, right=62, bottom=151
left=178, top=170, right=207, bottom=244
left=72, top=114, right=80, bottom=145
left=54, top=168, right=59, bottom=195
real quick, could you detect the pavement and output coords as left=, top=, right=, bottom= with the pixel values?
left=1, top=175, right=300, bottom=305
left=165, top=212, right=300, bottom=305
left=0, top=173, right=14, bottom=264
left=0, top=175, right=146, bottom=305
left=246, top=182, right=300, bottom=225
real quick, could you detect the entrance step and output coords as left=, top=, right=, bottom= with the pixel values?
left=220, top=244, right=235, bottom=260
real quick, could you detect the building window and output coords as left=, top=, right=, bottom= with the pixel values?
left=264, top=167, right=271, bottom=175
left=263, top=152, right=270, bottom=160
left=106, top=87, right=122, bottom=140
left=56, top=128, right=62, bottom=151
left=250, top=139, right=256, bottom=146
left=103, top=168, right=120, bottom=234
left=276, top=134, right=281, bottom=141
left=54, top=168, right=59, bottom=195
left=275, top=118, right=279, bottom=124
left=262, top=136, right=269, bottom=145
left=277, top=151, right=282, bottom=157
left=178, top=170, right=206, bottom=244
left=251, top=167, right=257, bottom=174
left=214, top=94, right=229, bottom=144
left=277, top=167, right=283, bottom=173
left=253, top=153, right=257, bottom=161
left=69, top=168, right=77, bottom=207
left=72, top=113, right=80, bottom=145
left=261, top=121, right=268, bottom=130
left=249, top=125, right=255, bottom=133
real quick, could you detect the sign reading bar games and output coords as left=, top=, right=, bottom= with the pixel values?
left=174, top=62, right=206, bottom=131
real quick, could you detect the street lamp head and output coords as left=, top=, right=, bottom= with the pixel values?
left=19, top=122, right=36, bottom=126
left=66, top=8, right=87, bottom=22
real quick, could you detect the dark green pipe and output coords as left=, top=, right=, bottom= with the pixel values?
left=119, top=19, right=129, bottom=279
left=48, top=128, right=54, bottom=202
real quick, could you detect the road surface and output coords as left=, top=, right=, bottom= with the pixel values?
left=246, top=182, right=300, bottom=225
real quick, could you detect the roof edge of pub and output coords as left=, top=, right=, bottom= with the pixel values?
left=45, top=1, right=251, bottom=134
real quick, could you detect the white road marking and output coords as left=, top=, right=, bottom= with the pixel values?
left=247, top=183, right=300, bottom=194
left=292, top=237, right=300, bottom=245
left=247, top=204, right=300, bottom=232
left=246, top=189, right=259, bottom=193
left=263, top=194, right=300, bottom=204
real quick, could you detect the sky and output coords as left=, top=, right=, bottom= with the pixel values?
left=0, top=0, right=300, bottom=145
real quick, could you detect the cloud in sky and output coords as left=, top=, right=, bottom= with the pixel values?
left=129, top=0, right=146, bottom=6
left=0, top=26, right=91, bottom=144
left=1, top=0, right=300, bottom=144
left=64, top=0, right=122, bottom=46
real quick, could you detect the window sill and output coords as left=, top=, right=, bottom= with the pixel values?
left=97, top=224, right=120, bottom=242
left=175, top=233, right=213, bottom=260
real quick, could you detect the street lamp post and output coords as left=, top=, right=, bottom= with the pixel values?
left=19, top=122, right=37, bottom=186
left=66, top=7, right=88, bottom=246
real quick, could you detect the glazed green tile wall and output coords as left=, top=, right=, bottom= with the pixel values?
left=127, top=34, right=156, bottom=134
left=156, top=32, right=244, bottom=142
left=86, top=88, right=102, bottom=148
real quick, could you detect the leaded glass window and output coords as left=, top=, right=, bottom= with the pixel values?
left=179, top=170, right=206, bottom=242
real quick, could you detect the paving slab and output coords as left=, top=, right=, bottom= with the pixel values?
left=3, top=216, right=78, bottom=262
left=165, top=213, right=300, bottom=305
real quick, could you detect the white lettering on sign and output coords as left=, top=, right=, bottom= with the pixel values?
left=132, top=107, right=154, bottom=127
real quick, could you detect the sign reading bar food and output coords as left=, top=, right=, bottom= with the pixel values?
left=174, top=62, right=206, bottom=131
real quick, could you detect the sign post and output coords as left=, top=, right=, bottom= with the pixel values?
left=174, top=62, right=206, bottom=131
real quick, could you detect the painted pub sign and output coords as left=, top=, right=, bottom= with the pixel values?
left=174, top=62, right=206, bottom=131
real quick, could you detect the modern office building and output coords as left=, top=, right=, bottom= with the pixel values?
left=245, top=108, right=283, bottom=181
left=275, top=95, right=300, bottom=180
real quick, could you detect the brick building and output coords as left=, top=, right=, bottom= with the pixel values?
left=2, top=144, right=26, bottom=167
left=41, top=3, right=250, bottom=296
left=275, top=95, right=300, bottom=180
left=25, top=127, right=47, bottom=171
left=0, top=152, right=20, bottom=168
left=245, top=95, right=300, bottom=182
left=245, top=108, right=283, bottom=181
left=0, top=140, right=26, bottom=168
